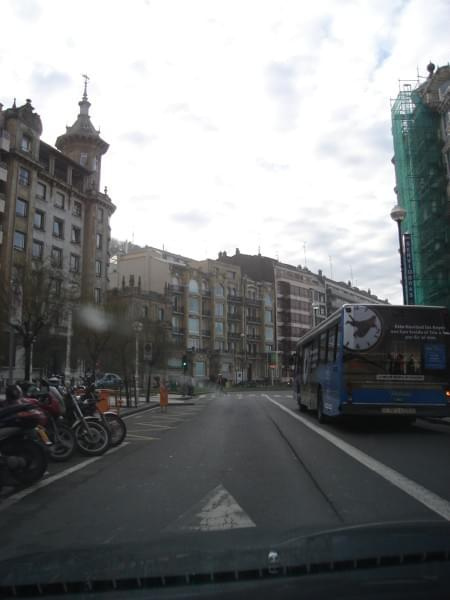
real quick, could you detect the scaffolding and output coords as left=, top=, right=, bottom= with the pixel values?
left=391, top=80, right=449, bottom=309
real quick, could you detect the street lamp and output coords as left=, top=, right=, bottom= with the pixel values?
left=390, top=204, right=407, bottom=305
left=312, top=303, right=319, bottom=327
left=132, top=320, right=143, bottom=390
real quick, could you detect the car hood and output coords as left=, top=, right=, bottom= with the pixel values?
left=1, top=519, right=449, bottom=589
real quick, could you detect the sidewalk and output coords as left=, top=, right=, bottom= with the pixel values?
left=117, top=393, right=198, bottom=416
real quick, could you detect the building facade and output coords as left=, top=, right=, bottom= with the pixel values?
left=0, top=90, right=115, bottom=378
left=391, top=62, right=450, bottom=309
left=109, top=246, right=276, bottom=383
left=111, top=247, right=387, bottom=384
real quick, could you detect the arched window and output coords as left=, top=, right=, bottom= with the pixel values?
left=215, top=283, right=224, bottom=297
left=189, top=279, right=199, bottom=294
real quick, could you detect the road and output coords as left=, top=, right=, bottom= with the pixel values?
left=1, top=389, right=450, bottom=568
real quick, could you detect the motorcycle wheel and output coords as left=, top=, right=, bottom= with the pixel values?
left=74, top=420, right=110, bottom=456
left=48, top=423, right=76, bottom=462
left=1, top=438, right=47, bottom=485
left=104, top=413, right=127, bottom=447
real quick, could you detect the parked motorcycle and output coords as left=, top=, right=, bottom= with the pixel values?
left=21, top=382, right=76, bottom=463
left=62, top=388, right=111, bottom=456
left=0, top=385, right=49, bottom=488
left=78, top=384, right=127, bottom=448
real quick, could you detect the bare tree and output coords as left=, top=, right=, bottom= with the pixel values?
left=0, top=263, right=67, bottom=381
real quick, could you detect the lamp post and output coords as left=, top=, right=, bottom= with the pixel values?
left=312, top=303, right=319, bottom=328
left=390, top=204, right=407, bottom=305
left=240, top=332, right=247, bottom=382
left=132, top=320, right=143, bottom=392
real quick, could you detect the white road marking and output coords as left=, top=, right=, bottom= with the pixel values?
left=168, top=484, right=256, bottom=532
left=0, top=443, right=130, bottom=512
left=264, top=395, right=450, bottom=521
left=126, top=434, right=160, bottom=441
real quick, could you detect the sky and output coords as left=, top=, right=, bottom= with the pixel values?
left=1, top=0, right=449, bottom=304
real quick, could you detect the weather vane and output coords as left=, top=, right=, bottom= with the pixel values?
left=82, top=73, right=90, bottom=99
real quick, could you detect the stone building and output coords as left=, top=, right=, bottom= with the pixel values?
left=0, top=86, right=115, bottom=378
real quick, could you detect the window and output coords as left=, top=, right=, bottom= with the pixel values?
left=95, top=260, right=102, bottom=277
left=319, top=332, right=327, bottom=363
left=73, top=201, right=82, bottom=217
left=172, top=316, right=183, bottom=332
left=195, top=362, right=206, bottom=377
left=70, top=254, right=80, bottom=273
left=188, top=279, right=199, bottom=294
left=188, top=317, right=200, bottom=334
left=21, top=135, right=32, bottom=153
left=80, top=152, right=88, bottom=167
left=71, top=226, right=81, bottom=244
left=51, top=246, right=63, bottom=268
left=55, top=192, right=65, bottom=209
left=94, top=288, right=101, bottom=304
left=158, top=307, right=165, bottom=321
left=142, top=305, right=149, bottom=318
left=51, top=279, right=62, bottom=297
left=18, top=167, right=30, bottom=186
left=16, top=198, right=28, bottom=217
left=53, top=218, right=64, bottom=239
left=201, top=280, right=209, bottom=292
left=215, top=303, right=224, bottom=317
left=13, top=231, right=26, bottom=251
left=32, top=240, right=43, bottom=260
left=214, top=340, right=225, bottom=351
left=265, top=327, right=274, bottom=341
left=215, top=283, right=224, bottom=297
left=189, top=297, right=200, bottom=313
left=265, top=309, right=273, bottom=324
left=33, top=209, right=45, bottom=230
left=172, top=295, right=183, bottom=313
left=215, top=321, right=224, bottom=336
left=97, top=207, right=104, bottom=223
left=264, top=292, right=273, bottom=306
left=188, top=338, right=200, bottom=351
left=328, top=325, right=338, bottom=363
left=36, top=182, right=46, bottom=201
left=96, top=233, right=102, bottom=249
left=129, top=274, right=135, bottom=287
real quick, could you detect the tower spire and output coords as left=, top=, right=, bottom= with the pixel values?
left=82, top=73, right=89, bottom=100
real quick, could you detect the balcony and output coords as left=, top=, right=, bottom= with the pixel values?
left=201, top=289, right=211, bottom=297
left=227, top=312, right=240, bottom=320
left=245, top=297, right=261, bottom=306
left=172, top=328, right=185, bottom=335
left=227, top=294, right=242, bottom=302
left=172, top=307, right=185, bottom=314
left=201, top=330, right=211, bottom=337
left=0, top=129, right=10, bottom=152
left=0, top=161, right=7, bottom=182
left=167, top=283, right=185, bottom=293
left=201, top=310, right=211, bottom=316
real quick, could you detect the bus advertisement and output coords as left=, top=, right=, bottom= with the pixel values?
left=293, top=304, right=450, bottom=422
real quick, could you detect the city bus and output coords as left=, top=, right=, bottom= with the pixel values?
left=292, top=304, right=450, bottom=423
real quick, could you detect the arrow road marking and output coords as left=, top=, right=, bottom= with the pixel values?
left=167, top=484, right=256, bottom=532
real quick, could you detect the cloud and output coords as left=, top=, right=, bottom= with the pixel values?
left=11, top=0, right=42, bottom=22
left=171, top=210, right=212, bottom=229
left=30, top=67, right=71, bottom=93
left=165, top=103, right=217, bottom=132
left=119, top=131, right=158, bottom=145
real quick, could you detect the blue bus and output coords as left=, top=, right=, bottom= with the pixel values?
left=293, top=304, right=450, bottom=423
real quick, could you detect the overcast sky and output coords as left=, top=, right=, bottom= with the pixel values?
left=1, top=0, right=449, bottom=303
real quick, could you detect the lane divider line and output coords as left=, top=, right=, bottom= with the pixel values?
left=263, top=394, right=450, bottom=521
left=0, top=443, right=130, bottom=513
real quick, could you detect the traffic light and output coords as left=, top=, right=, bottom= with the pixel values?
left=182, top=355, right=188, bottom=372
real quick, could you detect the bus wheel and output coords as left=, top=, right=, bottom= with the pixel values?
left=317, top=388, right=328, bottom=424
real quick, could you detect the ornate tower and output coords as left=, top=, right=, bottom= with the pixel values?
left=55, top=76, right=109, bottom=192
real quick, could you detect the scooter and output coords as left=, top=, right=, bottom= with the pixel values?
left=21, top=383, right=76, bottom=463
left=0, top=385, right=50, bottom=488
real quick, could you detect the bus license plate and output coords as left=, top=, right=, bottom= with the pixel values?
left=381, top=407, right=416, bottom=415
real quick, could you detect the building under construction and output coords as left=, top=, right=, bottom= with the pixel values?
left=391, top=62, right=450, bottom=309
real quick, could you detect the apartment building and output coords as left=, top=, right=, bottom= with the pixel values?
left=109, top=246, right=275, bottom=383
left=0, top=89, right=115, bottom=377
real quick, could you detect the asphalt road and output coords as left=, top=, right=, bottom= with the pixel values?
left=1, top=389, right=450, bottom=565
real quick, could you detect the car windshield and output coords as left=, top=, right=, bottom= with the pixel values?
left=1, top=1, right=449, bottom=595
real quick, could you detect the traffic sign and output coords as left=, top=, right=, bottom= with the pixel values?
left=143, top=342, right=153, bottom=362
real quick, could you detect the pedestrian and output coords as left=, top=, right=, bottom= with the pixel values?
left=159, top=378, right=168, bottom=413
